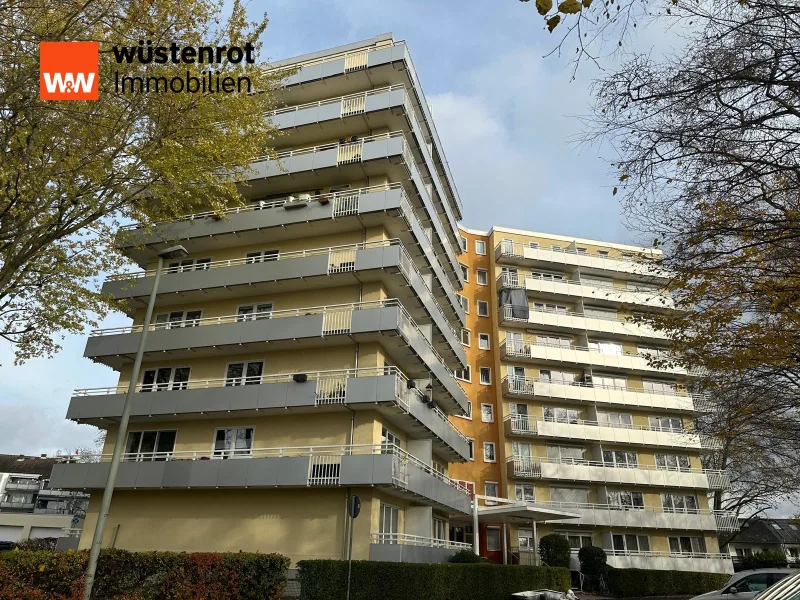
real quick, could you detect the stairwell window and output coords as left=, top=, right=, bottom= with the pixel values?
left=124, top=430, right=177, bottom=461
left=477, top=301, right=489, bottom=317
left=484, top=481, right=499, bottom=505
left=236, top=302, right=274, bottom=322
left=483, top=442, right=496, bottom=463
left=166, top=257, right=211, bottom=273
left=475, top=240, right=486, bottom=255
left=613, top=533, right=650, bottom=553
left=476, top=269, right=488, bottom=285
left=213, top=427, right=254, bottom=458
left=481, top=403, right=494, bottom=422
left=245, top=249, right=279, bottom=264
left=141, top=366, right=190, bottom=392
left=479, top=367, right=491, bottom=385
left=478, top=333, right=490, bottom=350
left=225, top=361, right=264, bottom=386
left=458, top=294, right=469, bottom=314
left=154, top=309, right=202, bottom=329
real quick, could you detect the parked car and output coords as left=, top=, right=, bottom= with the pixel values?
left=755, top=570, right=800, bottom=600
left=690, top=569, right=795, bottom=600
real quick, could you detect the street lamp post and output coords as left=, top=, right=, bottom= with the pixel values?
left=82, top=245, right=188, bottom=600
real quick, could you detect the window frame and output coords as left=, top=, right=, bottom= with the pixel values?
left=483, top=442, right=496, bottom=463
left=212, top=426, right=255, bottom=458
left=124, top=429, right=178, bottom=461
left=455, top=365, right=472, bottom=382
left=479, top=367, right=492, bottom=385
left=236, top=302, right=274, bottom=322
left=140, top=365, right=192, bottom=392
left=460, top=328, right=471, bottom=346
left=476, top=268, right=488, bottom=286
left=458, top=294, right=469, bottom=314
left=459, top=235, right=468, bottom=253
left=477, top=300, right=489, bottom=317
left=484, top=481, right=499, bottom=505
left=480, top=403, right=495, bottom=423
left=455, top=401, right=473, bottom=420
left=224, top=360, right=265, bottom=387
left=486, top=526, right=502, bottom=552
left=467, top=438, right=475, bottom=461
left=515, top=483, right=535, bottom=502
left=478, top=333, right=490, bottom=350
left=475, top=240, right=487, bottom=255
left=459, top=263, right=469, bottom=282
left=153, top=308, right=203, bottom=330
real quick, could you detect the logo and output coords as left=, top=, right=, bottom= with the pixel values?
left=40, top=42, right=99, bottom=100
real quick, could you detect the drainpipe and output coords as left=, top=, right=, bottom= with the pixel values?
left=472, top=496, right=480, bottom=555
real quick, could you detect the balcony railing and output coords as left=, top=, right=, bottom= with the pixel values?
left=502, top=375, right=703, bottom=403
left=500, top=304, right=661, bottom=328
left=507, top=456, right=729, bottom=483
left=502, top=339, right=676, bottom=363
left=73, top=367, right=469, bottom=445
left=528, top=500, right=738, bottom=531
left=495, top=241, right=661, bottom=266
left=4, top=480, right=41, bottom=491
left=267, top=84, right=406, bottom=119
left=64, top=443, right=471, bottom=496
left=503, top=415, right=720, bottom=449
left=604, top=549, right=730, bottom=560
left=370, top=532, right=472, bottom=550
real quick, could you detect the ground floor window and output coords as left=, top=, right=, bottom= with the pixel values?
left=450, top=525, right=474, bottom=546
left=556, top=531, right=594, bottom=550
left=486, top=526, right=501, bottom=551
left=433, top=518, right=446, bottom=542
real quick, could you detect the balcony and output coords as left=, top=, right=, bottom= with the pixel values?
left=499, top=304, right=668, bottom=341
left=369, top=533, right=471, bottom=563
left=503, top=415, right=720, bottom=451
left=498, top=273, right=674, bottom=311
left=605, top=550, right=733, bottom=573
left=85, top=299, right=467, bottom=414
left=50, top=444, right=472, bottom=514
left=501, top=376, right=700, bottom=414
left=495, top=242, right=669, bottom=282
left=268, top=37, right=462, bottom=222
left=105, top=239, right=465, bottom=369
left=4, top=480, right=40, bottom=492
left=0, top=501, right=35, bottom=510
left=69, top=368, right=470, bottom=461
left=533, top=501, right=738, bottom=532
left=501, top=340, right=686, bottom=376
left=506, top=457, right=730, bottom=490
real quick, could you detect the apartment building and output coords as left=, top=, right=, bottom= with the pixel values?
left=50, top=34, right=475, bottom=565
left=0, top=454, right=88, bottom=546
left=452, top=226, right=736, bottom=574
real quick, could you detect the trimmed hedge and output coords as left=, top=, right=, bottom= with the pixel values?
left=539, top=534, right=572, bottom=568
left=0, top=549, right=289, bottom=600
left=607, top=567, right=730, bottom=598
left=739, top=550, right=788, bottom=570
left=296, top=559, right=571, bottom=600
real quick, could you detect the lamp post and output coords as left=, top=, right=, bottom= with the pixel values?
left=83, top=245, right=188, bottom=600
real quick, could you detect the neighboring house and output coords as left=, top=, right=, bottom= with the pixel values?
left=0, top=454, right=89, bottom=547
left=722, top=518, right=800, bottom=569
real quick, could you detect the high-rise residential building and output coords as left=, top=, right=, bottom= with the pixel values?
left=48, top=33, right=737, bottom=574
left=0, top=454, right=89, bottom=547
left=452, top=226, right=736, bottom=574
left=51, top=34, right=475, bottom=565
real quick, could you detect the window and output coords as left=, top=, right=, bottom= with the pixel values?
left=556, top=531, right=594, bottom=550
left=483, top=442, right=496, bottom=463
left=479, top=367, right=492, bottom=385
left=481, top=404, right=494, bottom=422
left=643, top=379, right=678, bottom=395
left=213, top=427, right=254, bottom=457
left=455, top=365, right=471, bottom=382
left=583, top=306, right=618, bottom=320
left=124, top=430, right=176, bottom=461
left=597, top=411, right=633, bottom=428
left=476, top=269, right=488, bottom=285
left=478, top=333, right=490, bottom=350
left=463, top=401, right=473, bottom=419
left=501, top=266, right=519, bottom=286
left=528, top=242, right=540, bottom=249
left=477, top=301, right=489, bottom=317
left=597, top=249, right=610, bottom=257
left=537, top=335, right=571, bottom=348
left=459, top=236, right=467, bottom=253
left=576, top=247, right=587, bottom=255
left=515, top=483, right=535, bottom=502
left=581, top=275, right=613, bottom=289
left=594, top=373, right=627, bottom=390
left=484, top=481, right=499, bottom=504
left=379, top=503, right=400, bottom=543
left=649, top=415, right=683, bottom=432
left=475, top=240, right=486, bottom=255
left=655, top=453, right=691, bottom=471
left=459, top=263, right=469, bottom=281
left=166, top=257, right=211, bottom=273
left=533, top=302, right=568, bottom=314
left=551, top=244, right=563, bottom=252
left=225, top=361, right=264, bottom=386
left=613, top=533, right=650, bottom=553
left=544, top=406, right=580, bottom=424
left=602, top=450, right=638, bottom=468
left=460, top=328, right=471, bottom=346
left=154, top=309, right=202, bottom=329
left=236, top=302, right=273, bottom=322
left=638, top=345, right=670, bottom=359
left=588, top=340, right=623, bottom=355
left=513, top=441, right=532, bottom=460
left=772, top=523, right=782, bottom=530
left=539, top=369, right=576, bottom=384
left=245, top=249, right=279, bottom=264
left=531, top=270, right=565, bottom=282
left=381, top=427, right=402, bottom=450
left=501, top=238, right=515, bottom=254
left=433, top=518, right=447, bottom=542
left=141, top=366, right=190, bottom=392
left=486, top=527, right=501, bottom=552
left=458, top=294, right=469, bottom=314
left=550, top=487, right=589, bottom=505
left=668, top=536, right=707, bottom=555
left=607, top=490, right=644, bottom=510
left=661, top=493, right=699, bottom=513
left=547, top=445, right=585, bottom=463
left=467, top=438, right=475, bottom=461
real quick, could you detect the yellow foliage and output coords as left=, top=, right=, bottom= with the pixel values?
left=536, top=0, right=553, bottom=15
left=547, top=14, right=562, bottom=31
left=558, top=0, right=583, bottom=13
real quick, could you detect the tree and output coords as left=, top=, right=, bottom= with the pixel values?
left=578, top=545, right=607, bottom=591
left=0, top=0, right=283, bottom=363
left=539, top=533, right=572, bottom=568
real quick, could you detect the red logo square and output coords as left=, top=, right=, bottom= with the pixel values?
left=40, top=42, right=99, bottom=100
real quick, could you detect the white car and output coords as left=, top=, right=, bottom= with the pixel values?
left=755, top=570, right=800, bottom=600
left=691, top=569, right=795, bottom=600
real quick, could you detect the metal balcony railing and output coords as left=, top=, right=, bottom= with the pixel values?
left=506, top=456, right=730, bottom=486
left=4, top=480, right=41, bottom=491
left=497, top=272, right=670, bottom=299
left=502, top=339, right=676, bottom=363
left=500, top=304, right=661, bottom=328
left=63, top=443, right=471, bottom=495
left=267, top=84, right=406, bottom=119
left=495, top=241, right=662, bottom=266
left=370, top=532, right=472, bottom=549
left=501, top=375, right=704, bottom=402
left=604, top=549, right=730, bottom=560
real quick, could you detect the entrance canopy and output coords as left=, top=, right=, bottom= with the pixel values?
left=476, top=502, right=580, bottom=524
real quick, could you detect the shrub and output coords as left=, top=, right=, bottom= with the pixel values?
left=448, top=549, right=487, bottom=563
left=296, top=559, right=571, bottom=600
left=539, top=534, right=572, bottom=569
left=12, top=538, right=58, bottom=551
left=0, top=549, right=289, bottom=600
left=739, top=550, right=788, bottom=570
left=606, top=567, right=730, bottom=598
left=578, top=545, right=607, bottom=590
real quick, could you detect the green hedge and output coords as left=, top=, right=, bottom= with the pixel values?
left=607, top=567, right=730, bottom=598
left=0, top=549, right=289, bottom=600
left=296, top=559, right=571, bottom=600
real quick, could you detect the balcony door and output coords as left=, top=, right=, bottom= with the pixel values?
left=141, top=366, right=190, bottom=392
left=379, top=502, right=399, bottom=544
left=213, top=427, right=254, bottom=458
left=125, top=430, right=176, bottom=461
left=225, top=361, right=264, bottom=386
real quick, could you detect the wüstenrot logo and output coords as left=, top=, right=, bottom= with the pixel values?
left=40, top=41, right=99, bottom=100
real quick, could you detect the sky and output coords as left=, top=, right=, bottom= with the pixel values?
left=1, top=0, right=795, bottom=515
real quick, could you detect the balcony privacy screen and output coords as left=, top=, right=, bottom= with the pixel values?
left=500, top=289, right=529, bottom=320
